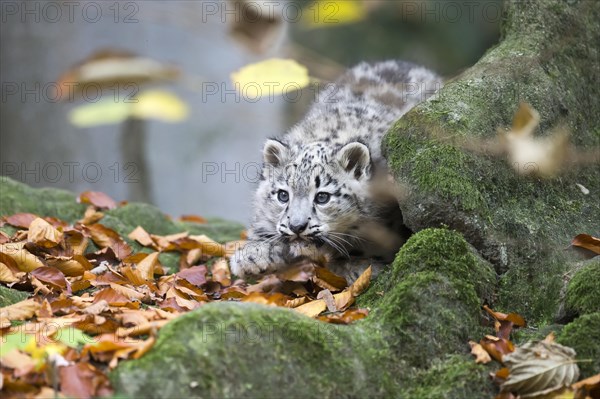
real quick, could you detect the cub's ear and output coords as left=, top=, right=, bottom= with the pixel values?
left=263, top=139, right=288, bottom=167
left=337, top=142, right=371, bottom=179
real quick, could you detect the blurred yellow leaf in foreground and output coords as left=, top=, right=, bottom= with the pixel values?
left=230, top=58, right=310, bottom=99
left=69, top=90, right=188, bottom=128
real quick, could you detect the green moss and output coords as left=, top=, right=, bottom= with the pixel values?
left=384, top=127, right=486, bottom=212
left=392, top=228, right=496, bottom=302
left=557, top=313, right=600, bottom=378
left=371, top=271, right=481, bottom=367
left=112, top=302, right=396, bottom=398
left=0, top=286, right=29, bottom=307
left=0, top=177, right=86, bottom=223
left=566, top=259, right=600, bottom=315
left=401, top=354, right=496, bottom=399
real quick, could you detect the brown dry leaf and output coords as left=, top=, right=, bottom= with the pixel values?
left=78, top=191, right=117, bottom=210
left=128, top=226, right=155, bottom=247
left=284, top=296, right=308, bottom=308
left=0, top=261, right=21, bottom=283
left=109, top=283, right=146, bottom=302
left=27, top=218, right=63, bottom=248
left=64, top=231, right=89, bottom=256
left=187, top=234, right=226, bottom=257
left=176, top=265, right=208, bottom=286
left=349, top=266, right=372, bottom=296
left=0, top=349, right=37, bottom=376
left=136, top=252, right=160, bottom=280
left=572, top=373, right=600, bottom=399
left=501, top=341, right=579, bottom=398
left=211, top=258, right=231, bottom=286
left=3, top=213, right=38, bottom=229
left=484, top=305, right=527, bottom=328
left=179, top=214, right=207, bottom=224
left=480, top=335, right=515, bottom=364
left=59, top=361, right=111, bottom=399
left=83, top=299, right=110, bottom=315
left=241, top=292, right=289, bottom=307
left=333, top=290, right=355, bottom=311
left=469, top=340, right=493, bottom=364
left=46, top=256, right=87, bottom=277
left=313, top=267, right=348, bottom=291
left=78, top=206, right=104, bottom=225
left=0, top=299, right=40, bottom=325
left=0, top=242, right=45, bottom=271
left=150, top=232, right=188, bottom=250
left=117, top=320, right=170, bottom=338
left=294, top=298, right=327, bottom=317
left=31, top=266, right=68, bottom=291
left=571, top=234, right=600, bottom=255
left=316, top=308, right=369, bottom=324
left=85, top=224, right=132, bottom=259
left=93, top=287, right=136, bottom=308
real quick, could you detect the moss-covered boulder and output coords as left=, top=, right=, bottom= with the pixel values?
left=112, top=226, right=496, bottom=398
left=383, top=0, right=599, bottom=324
left=566, top=258, right=600, bottom=316
left=558, top=313, right=600, bottom=378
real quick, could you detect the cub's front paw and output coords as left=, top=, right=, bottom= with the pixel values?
left=230, top=244, right=278, bottom=279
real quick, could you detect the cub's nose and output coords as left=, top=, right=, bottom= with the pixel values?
left=289, top=221, right=308, bottom=235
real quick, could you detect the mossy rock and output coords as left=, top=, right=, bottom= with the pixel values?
left=558, top=313, right=600, bottom=378
left=392, top=228, right=496, bottom=303
left=566, top=258, right=600, bottom=316
left=113, top=228, right=491, bottom=398
left=0, top=285, right=29, bottom=307
left=383, top=0, right=600, bottom=324
left=400, top=354, right=496, bottom=399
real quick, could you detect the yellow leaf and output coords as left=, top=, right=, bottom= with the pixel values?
left=0, top=299, right=41, bottom=325
left=0, top=242, right=44, bottom=272
left=294, top=299, right=327, bottom=317
left=349, top=266, right=372, bottom=296
left=303, top=0, right=365, bottom=27
left=69, top=98, right=132, bottom=127
left=28, top=218, right=63, bottom=248
left=230, top=59, right=310, bottom=99
left=131, top=90, right=189, bottom=122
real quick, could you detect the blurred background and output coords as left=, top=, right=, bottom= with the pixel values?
left=0, top=0, right=502, bottom=223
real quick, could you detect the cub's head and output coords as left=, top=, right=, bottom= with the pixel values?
left=252, top=139, right=372, bottom=254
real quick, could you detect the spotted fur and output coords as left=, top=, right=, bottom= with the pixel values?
left=231, top=61, right=442, bottom=280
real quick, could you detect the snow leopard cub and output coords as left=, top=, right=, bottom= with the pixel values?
left=231, top=60, right=442, bottom=281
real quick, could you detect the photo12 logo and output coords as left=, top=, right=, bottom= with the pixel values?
left=1, top=1, right=139, bottom=24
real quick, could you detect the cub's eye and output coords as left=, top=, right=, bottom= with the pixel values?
left=277, top=190, right=289, bottom=203
left=315, top=192, right=330, bottom=204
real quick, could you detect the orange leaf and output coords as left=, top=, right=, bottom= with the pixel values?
left=78, top=191, right=117, bottom=210
left=127, top=226, right=155, bottom=247
left=469, top=340, right=492, bottom=364
left=136, top=252, right=160, bottom=281
left=313, top=267, right=348, bottom=291
left=211, top=259, right=231, bottom=286
left=483, top=305, right=526, bottom=328
left=294, top=298, right=327, bottom=317
left=27, top=218, right=63, bottom=248
left=0, top=242, right=44, bottom=272
left=0, top=299, right=40, bottom=327
left=349, top=266, right=372, bottom=296
left=179, top=214, right=207, bottom=223
left=571, top=233, right=600, bottom=255
left=84, top=224, right=132, bottom=259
